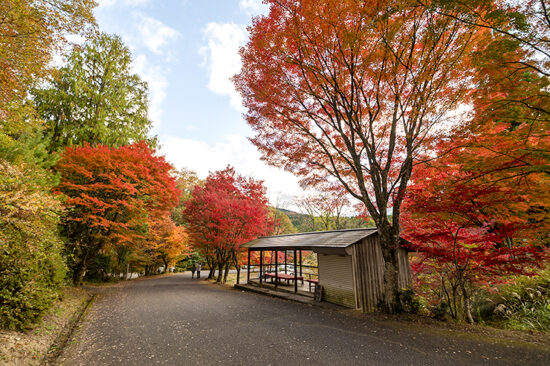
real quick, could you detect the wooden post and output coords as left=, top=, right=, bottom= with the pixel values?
left=293, top=249, right=298, bottom=293
left=299, top=250, right=303, bottom=278
left=259, top=249, right=263, bottom=284
left=274, top=249, right=278, bottom=290
left=284, top=250, right=287, bottom=274
left=247, top=249, right=251, bottom=284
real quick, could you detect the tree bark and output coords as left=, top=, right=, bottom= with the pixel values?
left=232, top=250, right=241, bottom=285
left=223, top=262, right=230, bottom=283
left=462, top=284, right=474, bottom=324
left=206, top=256, right=215, bottom=279
left=72, top=245, right=91, bottom=286
left=72, top=260, right=87, bottom=287
left=378, top=230, right=401, bottom=313
left=216, top=261, right=224, bottom=283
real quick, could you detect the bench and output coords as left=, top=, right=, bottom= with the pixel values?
left=305, top=279, right=318, bottom=292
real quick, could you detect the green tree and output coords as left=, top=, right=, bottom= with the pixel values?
left=268, top=207, right=296, bottom=235
left=33, top=33, right=155, bottom=152
left=171, top=168, right=202, bottom=226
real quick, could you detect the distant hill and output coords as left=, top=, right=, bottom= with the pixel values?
left=278, top=208, right=313, bottom=232
left=277, top=208, right=370, bottom=233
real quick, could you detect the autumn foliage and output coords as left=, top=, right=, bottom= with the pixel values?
left=138, top=215, right=187, bottom=276
left=235, top=0, right=490, bottom=311
left=397, top=0, right=550, bottom=322
left=184, top=167, right=269, bottom=283
left=55, top=141, right=181, bottom=284
left=402, top=145, right=548, bottom=322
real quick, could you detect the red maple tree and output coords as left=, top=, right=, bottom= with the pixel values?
left=402, top=152, right=548, bottom=323
left=184, top=166, right=269, bottom=283
left=55, top=141, right=180, bottom=285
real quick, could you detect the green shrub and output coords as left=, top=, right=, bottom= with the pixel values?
left=397, top=288, right=421, bottom=314
left=429, top=301, right=449, bottom=320
left=0, top=162, right=66, bottom=329
left=492, top=269, right=550, bottom=332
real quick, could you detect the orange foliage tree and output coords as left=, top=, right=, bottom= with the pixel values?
left=235, top=0, right=489, bottom=311
left=55, top=142, right=180, bottom=285
left=141, top=216, right=187, bottom=275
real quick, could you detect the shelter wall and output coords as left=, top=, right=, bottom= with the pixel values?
left=351, top=236, right=412, bottom=312
left=318, top=254, right=356, bottom=308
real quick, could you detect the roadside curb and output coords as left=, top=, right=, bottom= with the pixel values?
left=41, top=292, right=96, bottom=365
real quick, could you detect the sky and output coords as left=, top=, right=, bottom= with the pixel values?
left=94, top=0, right=303, bottom=208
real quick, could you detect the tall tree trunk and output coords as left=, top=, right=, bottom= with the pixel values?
left=163, top=258, right=169, bottom=273
left=72, top=261, right=87, bottom=287
left=223, top=262, right=230, bottom=283
left=216, top=261, right=224, bottom=283
left=232, top=250, right=241, bottom=284
left=206, top=256, right=215, bottom=279
left=462, top=284, right=474, bottom=324
left=378, top=230, right=401, bottom=313
left=72, top=245, right=91, bottom=286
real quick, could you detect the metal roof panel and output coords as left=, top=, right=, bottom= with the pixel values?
left=241, top=228, right=378, bottom=250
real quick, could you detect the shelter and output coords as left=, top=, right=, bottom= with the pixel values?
left=241, top=228, right=412, bottom=312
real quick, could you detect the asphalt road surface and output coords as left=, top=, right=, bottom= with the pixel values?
left=58, top=274, right=549, bottom=366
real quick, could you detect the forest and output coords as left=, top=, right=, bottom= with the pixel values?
left=0, top=0, right=548, bottom=337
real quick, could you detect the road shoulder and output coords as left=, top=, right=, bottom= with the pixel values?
left=0, top=287, right=92, bottom=366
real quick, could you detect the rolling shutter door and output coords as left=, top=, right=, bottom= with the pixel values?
left=318, top=254, right=355, bottom=308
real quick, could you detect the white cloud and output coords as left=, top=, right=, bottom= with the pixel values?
left=160, top=134, right=303, bottom=206
left=132, top=54, right=167, bottom=131
left=200, top=22, right=247, bottom=111
left=135, top=13, right=180, bottom=57
left=184, top=125, right=199, bottom=131
left=239, top=0, right=268, bottom=16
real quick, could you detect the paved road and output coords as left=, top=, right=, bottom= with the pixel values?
left=58, top=274, right=549, bottom=366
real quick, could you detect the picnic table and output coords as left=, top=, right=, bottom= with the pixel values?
left=264, top=272, right=304, bottom=286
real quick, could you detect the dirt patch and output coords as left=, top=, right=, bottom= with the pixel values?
left=0, top=287, right=91, bottom=366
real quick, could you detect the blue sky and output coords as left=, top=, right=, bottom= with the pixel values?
left=95, top=0, right=303, bottom=207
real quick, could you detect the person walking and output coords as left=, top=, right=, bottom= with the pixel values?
left=196, top=262, right=201, bottom=279
left=191, top=262, right=196, bottom=279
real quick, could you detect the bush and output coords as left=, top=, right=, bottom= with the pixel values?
left=0, top=162, right=66, bottom=329
left=397, top=288, right=421, bottom=314
left=429, top=301, right=449, bottom=320
left=491, top=269, right=550, bottom=332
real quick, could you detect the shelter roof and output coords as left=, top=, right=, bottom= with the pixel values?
left=242, top=228, right=378, bottom=250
